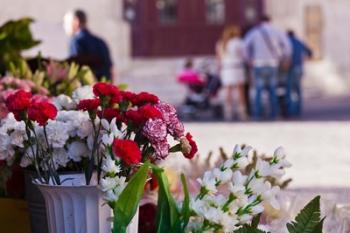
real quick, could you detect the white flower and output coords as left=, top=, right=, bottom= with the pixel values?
left=197, top=171, right=217, bottom=195
left=53, top=95, right=76, bottom=110
left=67, top=141, right=89, bottom=162
left=223, top=159, right=234, bottom=170
left=273, top=147, right=292, bottom=169
left=104, top=190, right=117, bottom=202
left=101, top=134, right=114, bottom=146
left=232, top=144, right=242, bottom=155
left=213, top=168, right=233, bottom=184
left=251, top=204, right=264, bottom=215
left=220, top=212, right=239, bottom=232
left=100, top=176, right=127, bottom=202
left=234, top=156, right=249, bottom=169
left=262, top=186, right=281, bottom=209
left=45, top=121, right=71, bottom=148
left=239, top=214, right=253, bottom=224
left=52, top=148, right=70, bottom=168
left=101, top=118, right=124, bottom=146
left=102, top=156, right=121, bottom=174
left=72, top=85, right=94, bottom=103
left=76, top=120, right=93, bottom=139
left=100, top=176, right=119, bottom=192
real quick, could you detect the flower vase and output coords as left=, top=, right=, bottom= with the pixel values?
left=35, top=173, right=139, bottom=233
left=35, top=174, right=107, bottom=233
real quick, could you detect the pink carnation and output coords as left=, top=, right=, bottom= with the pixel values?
left=152, top=140, right=170, bottom=159
left=155, top=102, right=177, bottom=124
left=142, top=119, right=167, bottom=143
left=167, top=116, right=185, bottom=138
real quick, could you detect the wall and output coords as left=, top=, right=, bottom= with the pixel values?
left=0, top=0, right=131, bottom=73
left=266, top=0, right=350, bottom=95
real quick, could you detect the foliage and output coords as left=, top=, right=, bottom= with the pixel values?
left=113, top=162, right=150, bottom=233
left=6, top=60, right=95, bottom=97
left=0, top=18, right=40, bottom=72
left=232, top=196, right=323, bottom=233
left=234, top=227, right=268, bottom=233
left=286, top=196, right=324, bottom=233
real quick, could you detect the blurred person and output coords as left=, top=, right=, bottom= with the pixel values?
left=244, top=15, right=291, bottom=120
left=217, top=25, right=247, bottom=121
left=63, top=9, right=113, bottom=81
left=286, top=30, right=313, bottom=117
left=177, top=58, right=207, bottom=107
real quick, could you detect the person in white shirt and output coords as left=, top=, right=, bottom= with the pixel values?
left=216, top=25, right=247, bottom=121
left=244, top=15, right=291, bottom=120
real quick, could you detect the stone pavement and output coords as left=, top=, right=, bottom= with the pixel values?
left=183, top=121, right=350, bottom=188
left=120, top=58, right=350, bottom=189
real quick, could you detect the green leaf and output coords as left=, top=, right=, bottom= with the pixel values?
left=152, top=166, right=180, bottom=233
left=312, top=218, right=325, bottom=233
left=233, top=225, right=270, bottom=233
left=251, top=213, right=262, bottom=228
left=180, top=174, right=191, bottom=230
left=287, top=196, right=323, bottom=233
left=113, top=162, right=150, bottom=233
left=118, top=83, right=128, bottom=91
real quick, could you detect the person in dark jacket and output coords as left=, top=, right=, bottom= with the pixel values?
left=64, top=9, right=113, bottom=81
left=286, top=30, right=313, bottom=117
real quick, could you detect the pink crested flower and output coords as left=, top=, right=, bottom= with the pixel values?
left=142, top=118, right=167, bottom=143
left=167, top=116, right=185, bottom=138
left=155, top=102, right=177, bottom=124
left=152, top=140, right=170, bottom=159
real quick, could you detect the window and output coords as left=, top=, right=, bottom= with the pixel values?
left=157, top=0, right=178, bottom=24
left=206, top=0, right=225, bottom=25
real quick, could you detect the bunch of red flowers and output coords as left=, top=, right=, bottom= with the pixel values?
left=5, top=90, right=57, bottom=125
left=77, top=82, right=198, bottom=169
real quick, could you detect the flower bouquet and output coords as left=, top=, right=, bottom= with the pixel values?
left=1, top=82, right=198, bottom=233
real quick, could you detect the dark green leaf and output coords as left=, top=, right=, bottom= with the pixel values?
left=287, top=196, right=323, bottom=233
left=180, top=174, right=191, bottom=230
left=233, top=225, right=270, bottom=233
left=113, top=162, right=150, bottom=233
left=152, top=166, right=180, bottom=233
left=251, top=213, right=262, bottom=228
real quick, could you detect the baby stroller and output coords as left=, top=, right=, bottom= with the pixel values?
left=177, top=59, right=222, bottom=120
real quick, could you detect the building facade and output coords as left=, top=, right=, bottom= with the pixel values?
left=267, top=0, right=350, bottom=93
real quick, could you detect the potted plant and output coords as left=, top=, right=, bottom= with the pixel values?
left=1, top=82, right=198, bottom=233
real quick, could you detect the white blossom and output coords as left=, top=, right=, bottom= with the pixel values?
left=67, top=141, right=89, bottom=162
left=53, top=94, right=76, bottom=110
left=45, top=121, right=71, bottom=148
left=102, top=156, right=121, bottom=174
left=197, top=171, right=217, bottom=195
left=52, top=148, right=70, bottom=168
left=72, top=85, right=94, bottom=103
left=100, top=176, right=127, bottom=202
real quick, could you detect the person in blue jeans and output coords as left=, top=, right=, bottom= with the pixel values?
left=286, top=30, right=313, bottom=117
left=253, top=66, right=279, bottom=119
left=244, top=15, right=291, bottom=120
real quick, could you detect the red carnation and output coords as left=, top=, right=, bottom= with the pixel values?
left=5, top=90, right=32, bottom=112
left=98, top=108, right=123, bottom=121
left=93, top=82, right=120, bottom=97
left=138, top=105, right=162, bottom=120
left=28, top=101, right=57, bottom=126
left=181, top=133, right=198, bottom=159
left=112, top=139, right=142, bottom=165
left=77, top=99, right=100, bottom=111
left=134, top=92, right=159, bottom=106
left=121, top=91, right=137, bottom=104
left=125, top=109, right=144, bottom=126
